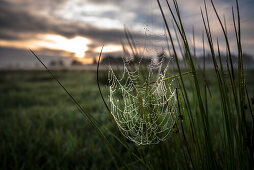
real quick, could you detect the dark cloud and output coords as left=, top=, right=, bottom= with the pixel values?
left=0, top=3, right=54, bottom=34
left=0, top=1, right=155, bottom=44
left=0, top=30, right=21, bottom=40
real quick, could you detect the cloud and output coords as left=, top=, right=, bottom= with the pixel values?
left=0, top=1, right=152, bottom=44
left=0, top=0, right=253, bottom=67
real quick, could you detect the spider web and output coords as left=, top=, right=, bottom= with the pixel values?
left=108, top=58, right=177, bottom=145
left=105, top=0, right=180, bottom=145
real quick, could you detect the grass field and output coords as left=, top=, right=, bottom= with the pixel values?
left=0, top=70, right=123, bottom=169
left=0, top=69, right=253, bottom=169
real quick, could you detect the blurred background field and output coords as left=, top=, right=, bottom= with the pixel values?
left=0, top=70, right=120, bottom=169
left=0, top=69, right=253, bottom=169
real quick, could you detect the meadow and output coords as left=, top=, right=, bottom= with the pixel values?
left=0, top=70, right=122, bottom=169
left=0, top=69, right=253, bottom=169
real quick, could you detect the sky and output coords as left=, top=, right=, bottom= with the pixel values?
left=0, top=0, right=253, bottom=68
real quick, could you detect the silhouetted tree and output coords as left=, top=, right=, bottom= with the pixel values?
left=71, top=59, right=83, bottom=66
left=58, top=59, right=64, bottom=66
left=49, top=60, right=57, bottom=66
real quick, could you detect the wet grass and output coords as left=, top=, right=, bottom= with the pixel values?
left=0, top=69, right=253, bottom=169
left=0, top=70, right=122, bottom=169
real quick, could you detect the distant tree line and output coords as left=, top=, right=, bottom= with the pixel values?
left=48, top=53, right=254, bottom=68
left=99, top=52, right=254, bottom=67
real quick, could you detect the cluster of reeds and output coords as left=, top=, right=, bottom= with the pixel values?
left=154, top=0, right=253, bottom=169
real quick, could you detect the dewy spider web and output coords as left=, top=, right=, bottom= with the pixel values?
left=108, top=58, right=177, bottom=145
left=105, top=0, right=180, bottom=145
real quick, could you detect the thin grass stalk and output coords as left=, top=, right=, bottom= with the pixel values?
left=157, top=5, right=203, bottom=165
left=232, top=1, right=253, bottom=168
left=200, top=7, right=237, bottom=169
left=124, top=27, right=138, bottom=57
left=216, top=39, right=237, bottom=168
left=126, top=28, right=140, bottom=56
left=193, top=26, right=197, bottom=67
left=157, top=2, right=203, bottom=166
left=202, top=7, right=237, bottom=168
left=156, top=0, right=193, bottom=126
left=172, top=21, right=186, bottom=66
left=223, top=13, right=242, bottom=163
left=231, top=7, right=248, bottom=168
left=210, top=0, right=235, bottom=81
left=245, top=84, right=254, bottom=166
left=202, top=31, right=208, bottom=114
left=163, top=0, right=218, bottom=168
left=210, top=0, right=241, bottom=126
left=162, top=0, right=197, bottom=138
left=172, top=0, right=209, bottom=129
left=164, top=25, right=171, bottom=53
left=178, top=82, right=204, bottom=167
left=176, top=88, right=195, bottom=169
left=171, top=2, right=218, bottom=168
left=29, top=49, right=122, bottom=169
